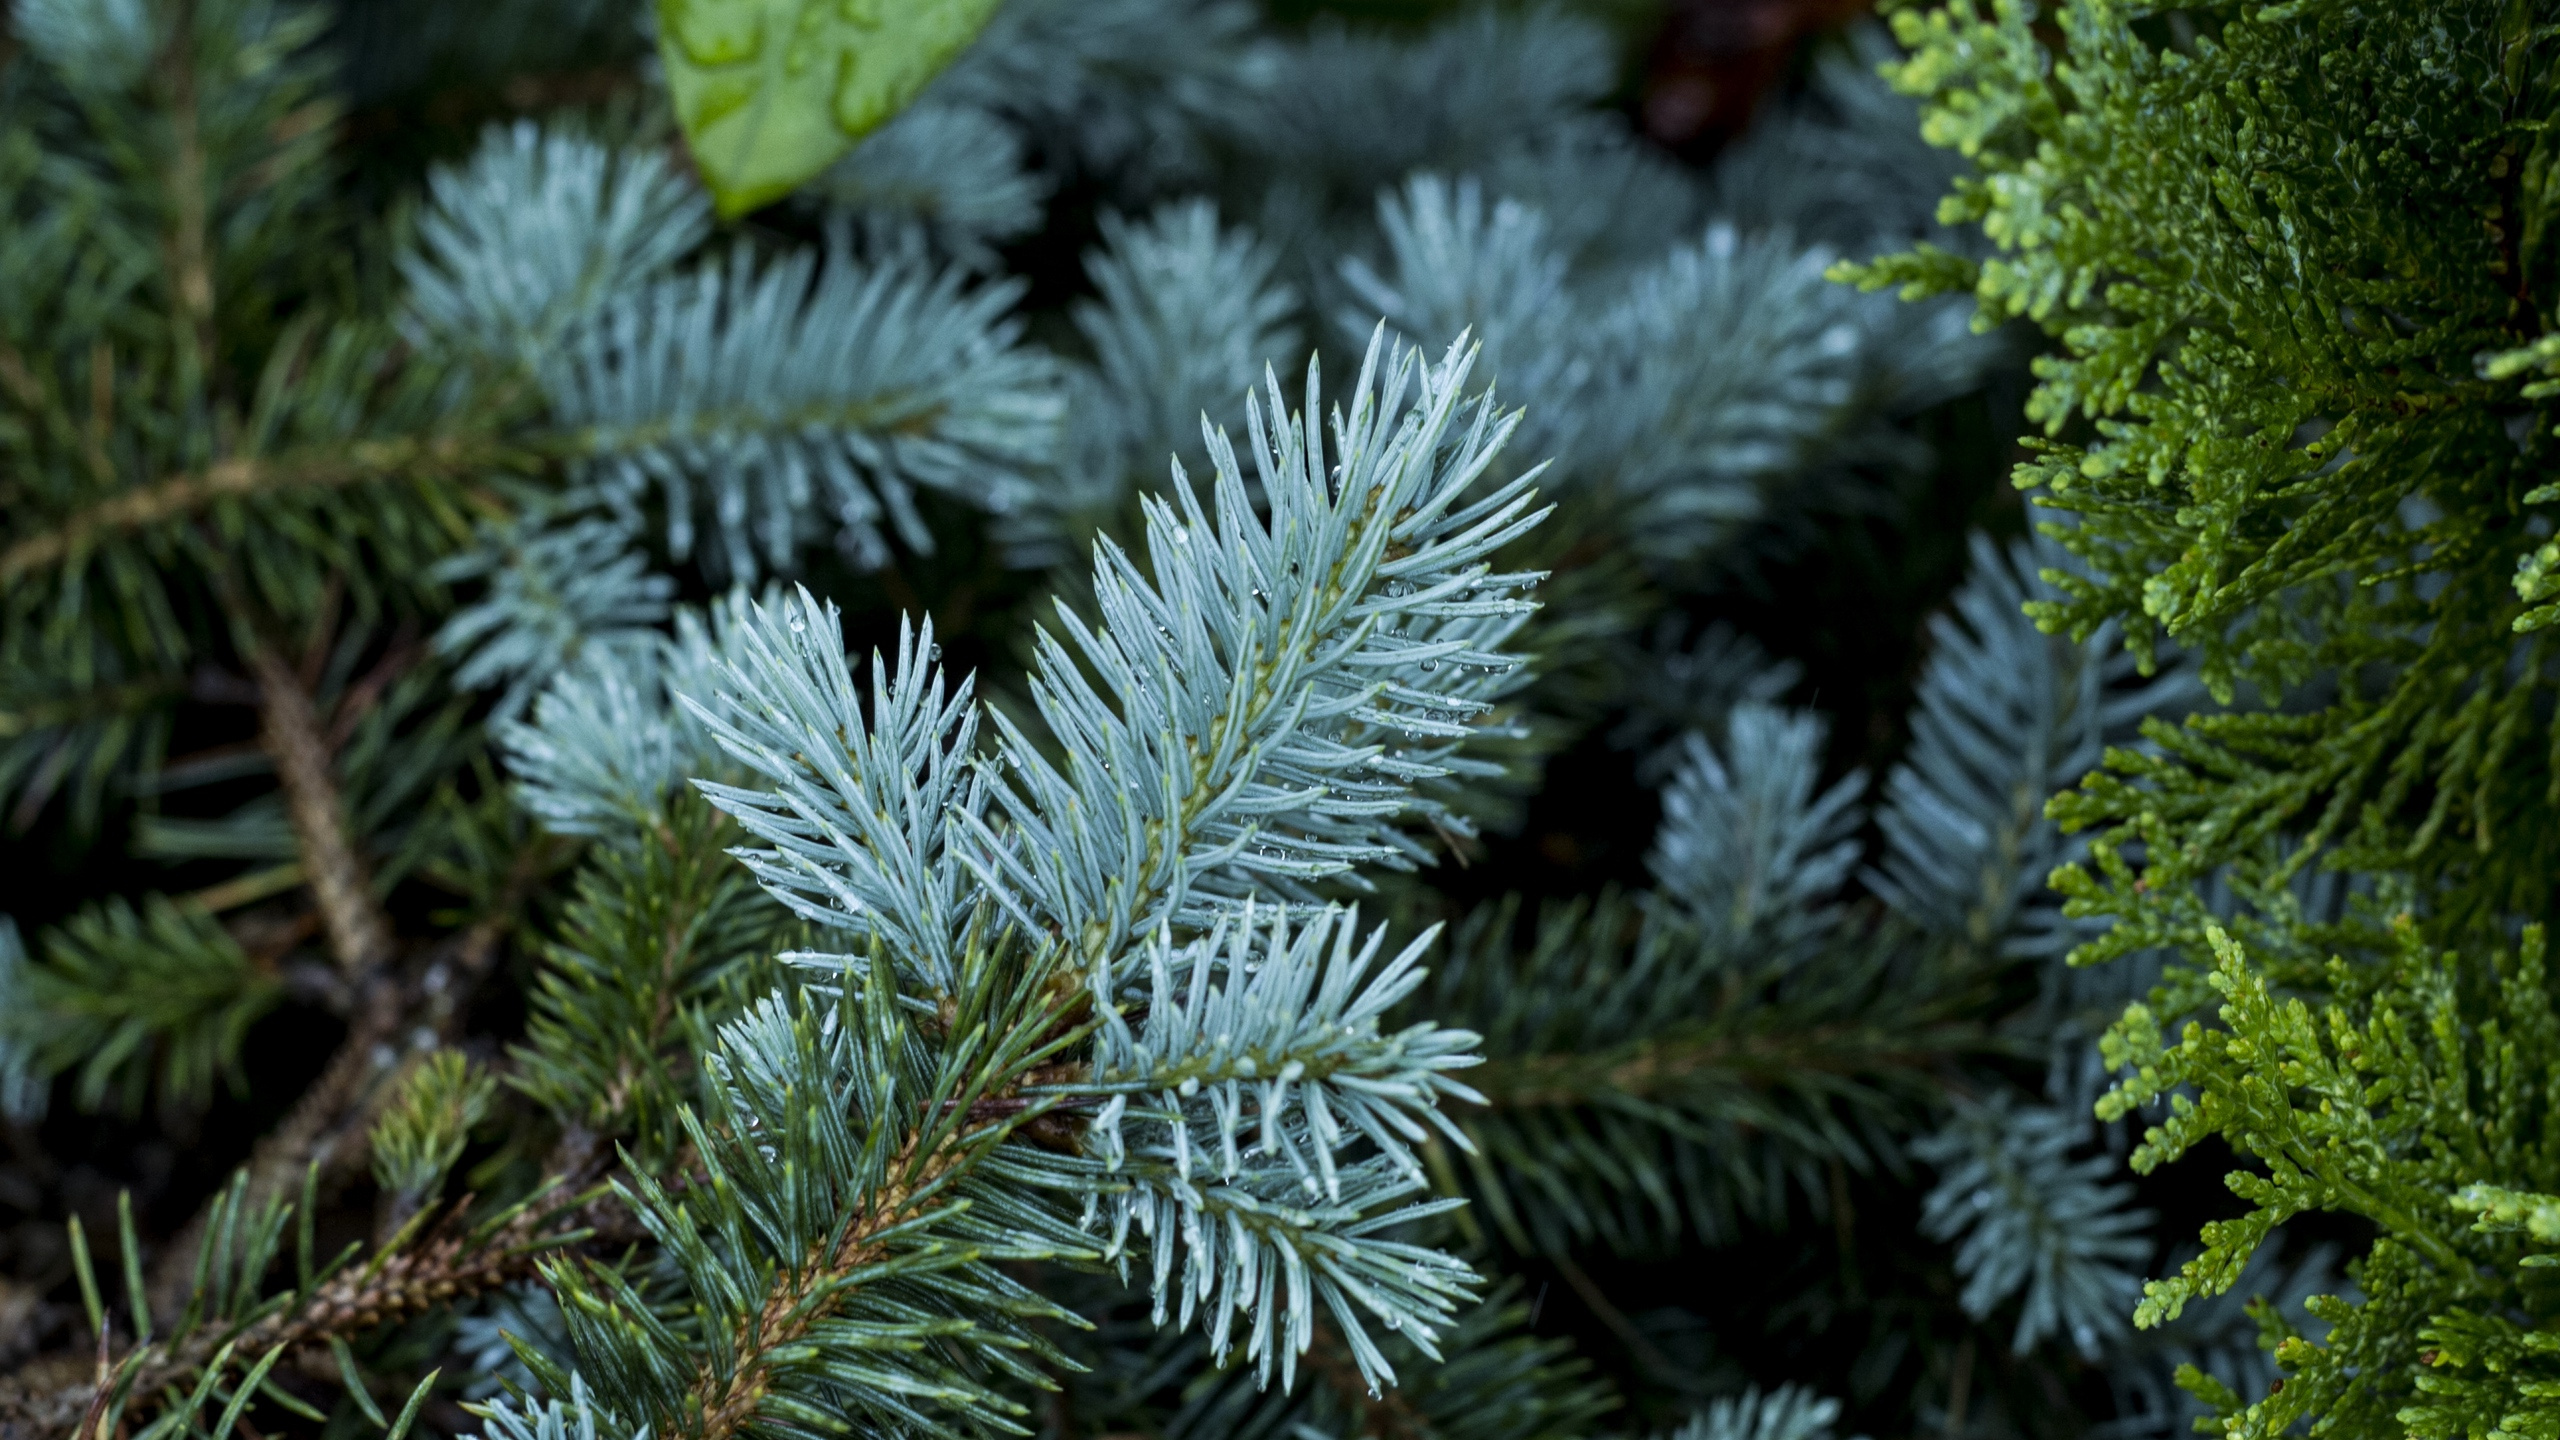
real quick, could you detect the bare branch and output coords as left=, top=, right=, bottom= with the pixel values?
left=145, top=846, right=551, bottom=1314
left=3, top=1203, right=580, bottom=1440
left=247, top=646, right=395, bottom=977
left=0, top=434, right=516, bottom=585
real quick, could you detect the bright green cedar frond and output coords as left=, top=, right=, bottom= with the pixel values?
left=2095, top=920, right=2560, bottom=1438
left=1861, top=0, right=2560, bottom=949
left=1862, top=10, right=2560, bottom=1424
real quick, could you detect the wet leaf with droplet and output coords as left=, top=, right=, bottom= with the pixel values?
left=657, top=0, right=1003, bottom=216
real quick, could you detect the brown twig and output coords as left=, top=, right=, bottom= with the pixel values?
left=145, top=981, right=405, bottom=1321
left=31, top=1022, right=1060, bottom=1440
left=246, top=644, right=397, bottom=976
left=145, top=847, right=549, bottom=1315
left=0, top=434, right=516, bottom=584
left=5, top=1203, right=577, bottom=1440
left=138, top=637, right=409, bottom=1311
left=0, top=382, right=930, bottom=590
left=689, top=1154, right=954, bottom=1440
left=683, top=1052, right=1087, bottom=1439
left=322, top=632, right=425, bottom=752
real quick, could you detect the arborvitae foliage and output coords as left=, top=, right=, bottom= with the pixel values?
left=1852, top=1, right=2560, bottom=1436
left=0, top=1, right=2383, bottom=1438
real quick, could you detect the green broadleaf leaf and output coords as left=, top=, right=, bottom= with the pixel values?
left=657, top=0, right=1004, bottom=217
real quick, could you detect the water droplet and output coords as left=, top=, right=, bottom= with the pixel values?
left=787, top=612, right=806, bottom=634
left=1173, top=526, right=1192, bottom=544
left=927, top=643, right=943, bottom=663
